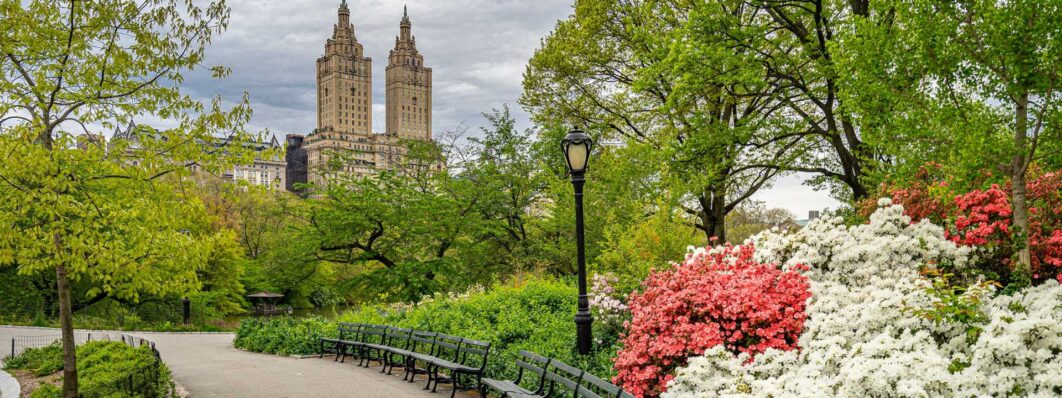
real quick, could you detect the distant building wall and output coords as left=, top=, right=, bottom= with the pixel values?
left=285, top=134, right=308, bottom=193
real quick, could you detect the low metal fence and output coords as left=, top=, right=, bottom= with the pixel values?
left=6, top=332, right=156, bottom=359
left=5, top=332, right=172, bottom=397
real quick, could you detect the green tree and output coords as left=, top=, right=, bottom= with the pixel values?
left=916, top=0, right=1062, bottom=277
left=456, top=107, right=549, bottom=272
left=0, top=1, right=253, bottom=396
left=522, top=0, right=789, bottom=242
left=724, top=200, right=797, bottom=244
left=595, top=197, right=698, bottom=279
left=844, top=0, right=1062, bottom=278
left=305, top=150, right=488, bottom=302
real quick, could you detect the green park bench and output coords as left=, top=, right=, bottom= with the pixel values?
left=481, top=351, right=634, bottom=398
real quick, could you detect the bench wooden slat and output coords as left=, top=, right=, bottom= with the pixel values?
left=545, top=369, right=583, bottom=390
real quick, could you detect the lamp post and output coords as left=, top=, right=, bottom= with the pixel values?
left=561, top=127, right=593, bottom=355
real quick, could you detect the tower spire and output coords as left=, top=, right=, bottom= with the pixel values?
left=338, top=0, right=350, bottom=27
left=399, top=5, right=411, bottom=41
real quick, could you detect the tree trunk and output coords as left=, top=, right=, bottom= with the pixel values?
left=55, top=261, right=78, bottom=398
left=710, top=190, right=727, bottom=242
left=697, top=186, right=728, bottom=244
left=1012, top=92, right=1032, bottom=280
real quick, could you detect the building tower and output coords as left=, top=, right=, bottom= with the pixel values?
left=386, top=6, right=432, bottom=140
left=284, top=134, right=307, bottom=194
left=317, top=0, right=372, bottom=135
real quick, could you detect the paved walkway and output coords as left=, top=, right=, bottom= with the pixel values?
left=1, top=326, right=475, bottom=398
left=0, top=368, right=19, bottom=398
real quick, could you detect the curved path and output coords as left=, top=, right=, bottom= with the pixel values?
left=1, top=326, right=474, bottom=398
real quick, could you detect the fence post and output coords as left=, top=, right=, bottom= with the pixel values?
left=10, top=338, right=13, bottom=359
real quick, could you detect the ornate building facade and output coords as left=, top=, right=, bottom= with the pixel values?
left=303, top=2, right=433, bottom=186
left=386, top=6, right=432, bottom=141
left=109, top=122, right=287, bottom=190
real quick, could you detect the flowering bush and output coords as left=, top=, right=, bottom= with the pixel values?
left=663, top=200, right=1062, bottom=397
left=872, top=170, right=1062, bottom=284
left=613, top=244, right=810, bottom=397
left=949, top=185, right=1012, bottom=246
left=862, top=163, right=954, bottom=225
left=589, top=272, right=630, bottom=344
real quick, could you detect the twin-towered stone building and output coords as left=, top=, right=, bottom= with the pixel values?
left=298, top=1, right=433, bottom=186
left=109, top=1, right=430, bottom=191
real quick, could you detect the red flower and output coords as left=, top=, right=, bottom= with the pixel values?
left=883, top=169, right=1062, bottom=282
left=612, top=244, right=810, bottom=397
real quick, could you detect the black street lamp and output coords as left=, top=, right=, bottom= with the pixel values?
left=561, top=127, right=593, bottom=355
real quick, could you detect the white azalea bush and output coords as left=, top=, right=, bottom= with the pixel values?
left=662, top=199, right=1062, bottom=397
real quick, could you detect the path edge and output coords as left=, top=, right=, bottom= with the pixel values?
left=0, top=325, right=232, bottom=334
left=0, top=368, right=19, bottom=398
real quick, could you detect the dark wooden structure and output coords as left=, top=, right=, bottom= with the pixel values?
left=246, top=292, right=292, bottom=316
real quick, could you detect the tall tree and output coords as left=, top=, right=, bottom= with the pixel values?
left=883, top=0, right=1062, bottom=277
left=522, top=0, right=791, bottom=242
left=734, top=0, right=886, bottom=200
left=304, top=144, right=489, bottom=302
left=456, top=107, right=549, bottom=271
left=0, top=1, right=253, bottom=396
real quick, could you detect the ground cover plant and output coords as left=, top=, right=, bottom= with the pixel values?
left=4, top=341, right=175, bottom=398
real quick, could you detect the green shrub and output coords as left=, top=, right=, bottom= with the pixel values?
left=77, top=341, right=175, bottom=398
left=233, top=316, right=337, bottom=356
left=340, top=278, right=620, bottom=381
left=3, top=343, right=63, bottom=376
left=29, top=384, right=61, bottom=398
left=5, top=341, right=175, bottom=398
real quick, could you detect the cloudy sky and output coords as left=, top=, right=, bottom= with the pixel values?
left=183, top=0, right=839, bottom=217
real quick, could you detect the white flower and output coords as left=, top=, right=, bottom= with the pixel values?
left=664, top=202, right=1062, bottom=397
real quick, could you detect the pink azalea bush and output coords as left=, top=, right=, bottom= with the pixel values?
left=612, top=244, right=811, bottom=398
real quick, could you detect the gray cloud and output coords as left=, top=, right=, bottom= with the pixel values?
left=184, top=0, right=574, bottom=138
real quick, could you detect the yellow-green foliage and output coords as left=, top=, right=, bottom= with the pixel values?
left=596, top=204, right=700, bottom=282
left=3, top=344, right=63, bottom=376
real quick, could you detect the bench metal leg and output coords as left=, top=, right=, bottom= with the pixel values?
left=402, top=357, right=412, bottom=381
left=386, top=354, right=399, bottom=375
left=450, top=373, right=460, bottom=398
left=431, top=368, right=440, bottom=393
left=381, top=352, right=394, bottom=374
